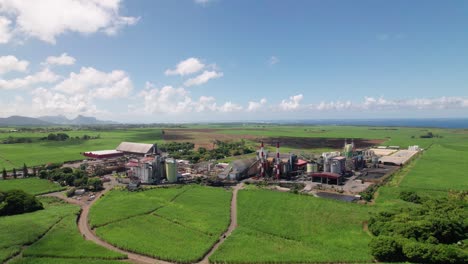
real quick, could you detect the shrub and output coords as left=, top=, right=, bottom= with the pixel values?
left=369, top=236, right=404, bottom=262
left=399, top=191, right=422, bottom=203
left=0, top=190, right=43, bottom=216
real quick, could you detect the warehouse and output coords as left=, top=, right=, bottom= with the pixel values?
left=116, top=142, right=157, bottom=155
left=379, top=150, right=419, bottom=166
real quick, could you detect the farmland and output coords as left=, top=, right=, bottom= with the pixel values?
left=210, top=189, right=372, bottom=263
left=0, top=124, right=453, bottom=170
left=92, top=185, right=232, bottom=262
left=0, top=197, right=127, bottom=263
left=0, top=178, right=64, bottom=195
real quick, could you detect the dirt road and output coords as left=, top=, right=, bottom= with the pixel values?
left=45, top=180, right=242, bottom=264
left=198, top=183, right=243, bottom=264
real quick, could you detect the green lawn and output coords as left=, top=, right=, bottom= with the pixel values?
left=210, top=188, right=373, bottom=263
left=93, top=185, right=232, bottom=262
left=0, top=178, right=64, bottom=195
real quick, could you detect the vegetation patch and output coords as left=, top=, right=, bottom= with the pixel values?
left=211, top=189, right=372, bottom=263
left=23, top=215, right=126, bottom=259
left=89, top=185, right=190, bottom=228
left=0, top=189, right=43, bottom=216
left=96, top=214, right=217, bottom=263
left=0, top=246, right=21, bottom=263
left=368, top=197, right=467, bottom=263
left=10, top=257, right=125, bottom=264
left=0, top=178, right=64, bottom=195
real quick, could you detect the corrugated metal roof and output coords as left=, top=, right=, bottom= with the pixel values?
left=84, top=150, right=122, bottom=155
left=116, top=142, right=154, bottom=154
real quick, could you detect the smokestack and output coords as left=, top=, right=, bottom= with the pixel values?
left=260, top=141, right=265, bottom=160
left=276, top=142, right=280, bottom=160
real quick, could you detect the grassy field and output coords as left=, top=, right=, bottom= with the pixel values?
left=0, top=125, right=453, bottom=170
left=0, top=128, right=163, bottom=170
left=0, top=197, right=127, bottom=263
left=210, top=188, right=373, bottom=263
left=23, top=215, right=125, bottom=259
left=10, top=257, right=125, bottom=264
left=92, top=185, right=231, bottom=262
left=0, top=178, right=64, bottom=195
left=89, top=185, right=191, bottom=228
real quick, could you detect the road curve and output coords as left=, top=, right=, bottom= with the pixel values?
left=198, top=183, right=243, bottom=264
left=44, top=180, right=242, bottom=264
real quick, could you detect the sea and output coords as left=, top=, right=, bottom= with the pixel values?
left=271, top=118, right=468, bottom=129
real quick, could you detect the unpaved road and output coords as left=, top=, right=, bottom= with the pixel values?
left=45, top=180, right=242, bottom=264
left=198, top=183, right=242, bottom=264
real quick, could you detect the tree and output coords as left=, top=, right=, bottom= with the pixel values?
left=22, top=163, right=28, bottom=178
left=12, top=168, right=17, bottom=179
left=88, top=178, right=103, bottom=191
left=32, top=167, right=37, bottom=177
left=0, top=190, right=44, bottom=216
left=1, top=168, right=6, bottom=180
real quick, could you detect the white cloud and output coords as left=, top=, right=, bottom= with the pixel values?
left=165, top=57, right=205, bottom=76
left=219, top=101, right=243, bottom=112
left=315, top=100, right=353, bottom=111
left=139, top=85, right=193, bottom=114
left=0, top=55, right=29, bottom=74
left=184, top=70, right=223, bottom=87
left=0, top=0, right=139, bottom=44
left=0, top=68, right=59, bottom=89
left=31, top=87, right=99, bottom=116
left=361, top=96, right=468, bottom=110
left=247, top=98, right=267, bottom=112
left=54, top=67, right=133, bottom=99
left=0, top=16, right=12, bottom=43
left=268, top=56, right=279, bottom=65
left=279, top=94, right=303, bottom=111
left=44, top=53, right=76, bottom=66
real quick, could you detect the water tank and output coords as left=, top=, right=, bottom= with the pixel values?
left=331, top=161, right=341, bottom=174
left=165, top=158, right=177, bottom=183
left=306, top=163, right=313, bottom=173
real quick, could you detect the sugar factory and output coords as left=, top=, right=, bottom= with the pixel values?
left=80, top=138, right=421, bottom=198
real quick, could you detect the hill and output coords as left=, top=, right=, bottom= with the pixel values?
left=0, top=116, right=53, bottom=126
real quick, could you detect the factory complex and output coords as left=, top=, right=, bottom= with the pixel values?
left=81, top=138, right=422, bottom=199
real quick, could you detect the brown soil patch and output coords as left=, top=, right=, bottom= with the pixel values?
left=162, top=129, right=385, bottom=150
left=162, top=129, right=256, bottom=150
left=259, top=137, right=384, bottom=149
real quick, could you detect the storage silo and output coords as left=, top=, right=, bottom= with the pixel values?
left=306, top=163, right=314, bottom=174
left=165, top=158, right=177, bottom=183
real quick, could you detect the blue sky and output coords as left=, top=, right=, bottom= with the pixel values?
left=0, top=0, right=467, bottom=122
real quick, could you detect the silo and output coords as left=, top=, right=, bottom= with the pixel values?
left=324, top=159, right=331, bottom=172
left=306, top=163, right=314, bottom=174
left=165, top=158, right=177, bottom=183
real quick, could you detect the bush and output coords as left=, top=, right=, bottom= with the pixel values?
left=369, top=236, right=404, bottom=262
left=65, top=187, right=76, bottom=197
left=399, top=191, right=422, bottom=203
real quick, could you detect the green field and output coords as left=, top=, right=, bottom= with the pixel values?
left=92, top=185, right=231, bottom=262
left=0, top=125, right=453, bottom=170
left=0, top=178, right=64, bottom=195
left=23, top=215, right=125, bottom=259
left=210, top=189, right=373, bottom=263
left=10, top=257, right=125, bottom=264
left=0, top=197, right=127, bottom=263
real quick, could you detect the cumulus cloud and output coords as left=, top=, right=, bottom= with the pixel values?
left=0, top=68, right=59, bottom=89
left=31, top=87, right=101, bottom=116
left=0, top=0, right=139, bottom=44
left=0, top=16, right=12, bottom=43
left=315, top=100, right=353, bottom=111
left=44, top=53, right=76, bottom=66
left=361, top=96, right=468, bottom=110
left=0, top=55, right=29, bottom=74
left=165, top=57, right=205, bottom=76
left=184, top=70, right=223, bottom=87
left=137, top=83, right=243, bottom=115
left=247, top=98, right=267, bottom=112
left=54, top=67, right=133, bottom=99
left=219, top=101, right=243, bottom=112
left=279, top=94, right=303, bottom=111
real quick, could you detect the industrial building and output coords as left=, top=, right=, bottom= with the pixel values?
left=83, top=150, right=124, bottom=159
left=127, top=156, right=178, bottom=184
left=116, top=142, right=157, bottom=156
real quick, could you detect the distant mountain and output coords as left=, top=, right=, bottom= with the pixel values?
left=0, top=116, right=53, bottom=126
left=38, top=115, right=70, bottom=124
left=70, top=115, right=116, bottom=125
left=0, top=115, right=117, bottom=126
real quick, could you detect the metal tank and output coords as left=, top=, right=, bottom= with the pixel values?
left=324, top=159, right=331, bottom=173
left=306, top=163, right=313, bottom=174
left=165, top=158, right=177, bottom=183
